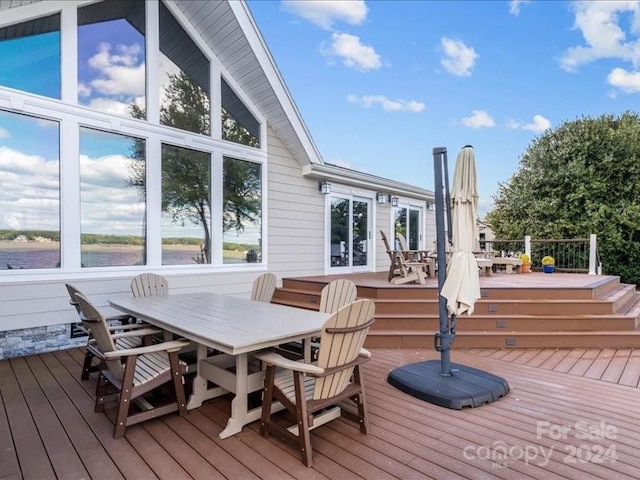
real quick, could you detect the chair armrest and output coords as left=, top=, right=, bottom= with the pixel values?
left=110, top=328, right=162, bottom=339
left=360, top=348, right=371, bottom=358
left=107, top=323, right=151, bottom=332
left=103, top=339, right=189, bottom=358
left=255, top=351, right=325, bottom=375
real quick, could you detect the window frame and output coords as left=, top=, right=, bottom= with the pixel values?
left=0, top=0, right=268, bottom=282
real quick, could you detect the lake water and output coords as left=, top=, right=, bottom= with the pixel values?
left=0, top=246, right=211, bottom=269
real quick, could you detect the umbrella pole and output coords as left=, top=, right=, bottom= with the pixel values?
left=433, top=147, right=454, bottom=376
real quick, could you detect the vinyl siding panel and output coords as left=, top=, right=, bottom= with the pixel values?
left=265, top=127, right=325, bottom=277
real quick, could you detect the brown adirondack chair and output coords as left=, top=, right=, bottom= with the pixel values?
left=65, top=284, right=157, bottom=380
left=251, top=272, right=278, bottom=303
left=396, top=231, right=436, bottom=277
left=255, top=298, right=375, bottom=466
left=73, top=292, right=189, bottom=438
left=380, top=230, right=426, bottom=284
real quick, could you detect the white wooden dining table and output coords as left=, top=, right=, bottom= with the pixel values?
left=110, top=291, right=329, bottom=438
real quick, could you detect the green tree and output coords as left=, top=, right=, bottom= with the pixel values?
left=486, top=111, right=640, bottom=284
left=129, top=71, right=262, bottom=264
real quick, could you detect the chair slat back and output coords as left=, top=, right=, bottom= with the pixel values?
left=380, top=230, right=393, bottom=259
left=319, top=279, right=357, bottom=314
left=396, top=232, right=409, bottom=251
left=251, top=272, right=277, bottom=303
left=314, top=299, right=375, bottom=400
left=131, top=273, right=169, bottom=297
left=74, top=292, right=124, bottom=381
left=65, top=284, right=83, bottom=314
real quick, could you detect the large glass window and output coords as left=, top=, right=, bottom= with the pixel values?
left=0, top=14, right=61, bottom=99
left=77, top=0, right=146, bottom=118
left=161, top=144, right=211, bottom=265
left=223, top=158, right=262, bottom=263
left=0, top=110, right=60, bottom=270
left=80, top=127, right=146, bottom=267
left=222, top=78, right=260, bottom=148
left=159, top=1, right=210, bottom=136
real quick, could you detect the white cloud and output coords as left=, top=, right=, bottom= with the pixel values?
left=507, top=114, right=552, bottom=132
left=78, top=83, right=92, bottom=98
left=460, top=110, right=495, bottom=128
left=324, top=32, right=382, bottom=71
left=0, top=146, right=59, bottom=230
left=559, top=1, right=640, bottom=72
left=347, top=94, right=425, bottom=112
left=440, top=37, right=479, bottom=76
left=0, top=127, right=9, bottom=138
left=87, top=42, right=145, bottom=96
left=282, top=0, right=367, bottom=29
left=509, top=0, right=531, bottom=16
left=607, top=67, right=640, bottom=92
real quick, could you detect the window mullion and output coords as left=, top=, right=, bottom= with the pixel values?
left=60, top=117, right=81, bottom=270
left=60, top=4, right=77, bottom=104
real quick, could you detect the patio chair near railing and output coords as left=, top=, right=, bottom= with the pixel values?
left=255, top=298, right=375, bottom=467
left=74, top=292, right=189, bottom=438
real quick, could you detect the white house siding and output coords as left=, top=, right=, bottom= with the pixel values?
left=375, top=205, right=393, bottom=274
left=265, top=127, right=325, bottom=277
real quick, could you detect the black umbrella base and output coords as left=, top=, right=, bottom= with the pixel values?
left=387, top=360, right=509, bottom=409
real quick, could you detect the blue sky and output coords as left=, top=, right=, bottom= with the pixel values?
left=247, top=0, right=640, bottom=216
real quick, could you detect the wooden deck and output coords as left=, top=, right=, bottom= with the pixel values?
left=3, top=346, right=640, bottom=479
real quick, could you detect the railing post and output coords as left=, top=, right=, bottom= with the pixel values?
left=588, top=234, right=597, bottom=275
left=524, top=235, right=531, bottom=259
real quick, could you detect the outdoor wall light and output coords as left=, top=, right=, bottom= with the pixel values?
left=318, top=181, right=331, bottom=194
left=390, top=195, right=400, bottom=207
left=376, top=192, right=387, bottom=204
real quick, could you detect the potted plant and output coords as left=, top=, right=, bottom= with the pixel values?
left=520, top=253, right=531, bottom=273
left=541, top=255, right=555, bottom=273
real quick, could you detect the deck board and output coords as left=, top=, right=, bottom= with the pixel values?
left=3, top=347, right=640, bottom=479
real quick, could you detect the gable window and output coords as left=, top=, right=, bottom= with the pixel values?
left=77, top=0, right=146, bottom=118
left=0, top=14, right=61, bottom=99
left=222, top=78, right=260, bottom=148
left=159, top=1, right=210, bottom=136
left=161, top=144, right=211, bottom=265
left=0, top=110, right=60, bottom=270
left=223, top=157, right=262, bottom=263
left=79, top=127, right=146, bottom=267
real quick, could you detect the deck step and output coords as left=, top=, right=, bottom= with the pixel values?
left=278, top=272, right=640, bottom=349
left=365, top=330, right=640, bottom=349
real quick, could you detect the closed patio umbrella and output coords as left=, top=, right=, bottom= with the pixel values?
left=386, top=145, right=508, bottom=409
left=440, top=145, right=480, bottom=316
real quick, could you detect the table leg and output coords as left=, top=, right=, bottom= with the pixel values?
left=187, top=344, right=209, bottom=409
left=220, top=353, right=249, bottom=439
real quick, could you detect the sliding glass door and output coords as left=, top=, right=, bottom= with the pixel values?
left=330, top=195, right=371, bottom=271
left=394, top=205, right=424, bottom=250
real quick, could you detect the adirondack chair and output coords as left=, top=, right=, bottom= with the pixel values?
left=73, top=292, right=189, bottom=438
left=396, top=231, right=436, bottom=277
left=278, top=278, right=358, bottom=360
left=255, top=298, right=375, bottom=467
left=131, top=272, right=169, bottom=297
left=251, top=272, right=277, bottom=303
left=380, top=230, right=427, bottom=284
left=65, top=284, right=157, bottom=380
